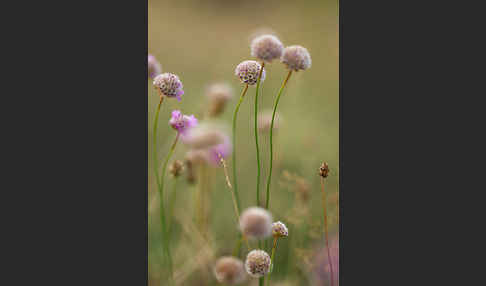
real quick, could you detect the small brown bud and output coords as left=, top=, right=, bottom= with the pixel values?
left=169, top=160, right=184, bottom=178
left=319, top=162, right=330, bottom=178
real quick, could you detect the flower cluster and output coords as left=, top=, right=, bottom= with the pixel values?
left=169, top=110, right=197, bottom=134
left=235, top=60, right=266, bottom=85
left=281, top=45, right=312, bottom=71
left=214, top=256, right=247, bottom=285
left=272, top=221, right=289, bottom=238
left=239, top=207, right=273, bottom=240
left=245, top=250, right=271, bottom=278
left=153, top=73, right=184, bottom=100
left=251, top=34, right=284, bottom=62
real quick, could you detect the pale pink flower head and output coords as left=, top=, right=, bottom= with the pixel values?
left=251, top=34, right=284, bottom=62
left=153, top=73, right=184, bottom=101
left=272, top=221, right=289, bottom=238
left=245, top=250, right=271, bottom=278
left=213, top=256, right=247, bottom=285
left=235, top=60, right=266, bottom=86
left=169, top=110, right=197, bottom=134
left=281, top=45, right=312, bottom=71
left=148, top=54, right=162, bottom=79
left=239, top=207, right=273, bottom=240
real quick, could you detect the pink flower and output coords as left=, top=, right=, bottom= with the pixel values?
left=169, top=110, right=197, bottom=134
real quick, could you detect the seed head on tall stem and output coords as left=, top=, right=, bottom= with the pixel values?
left=266, top=221, right=289, bottom=286
left=319, top=162, right=334, bottom=286
left=151, top=72, right=185, bottom=285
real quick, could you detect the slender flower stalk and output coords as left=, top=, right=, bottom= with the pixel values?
left=220, top=155, right=251, bottom=251
left=319, top=162, right=334, bottom=286
left=167, top=177, right=179, bottom=236
left=265, top=70, right=293, bottom=209
left=255, top=61, right=265, bottom=206
left=158, top=133, right=179, bottom=283
left=266, top=237, right=278, bottom=286
left=152, top=96, right=173, bottom=284
left=231, top=83, right=249, bottom=211
left=266, top=221, right=288, bottom=286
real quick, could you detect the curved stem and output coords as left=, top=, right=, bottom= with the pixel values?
left=255, top=62, right=265, bottom=206
left=158, top=133, right=179, bottom=284
left=320, top=177, right=334, bottom=286
left=232, top=84, right=249, bottom=257
left=266, top=237, right=279, bottom=286
left=153, top=96, right=164, bottom=194
left=265, top=70, right=293, bottom=210
left=232, top=84, right=248, bottom=210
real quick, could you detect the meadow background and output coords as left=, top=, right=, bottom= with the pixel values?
left=148, top=0, right=338, bottom=285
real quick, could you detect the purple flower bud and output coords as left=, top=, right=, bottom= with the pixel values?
left=235, top=60, right=265, bottom=86
left=169, top=110, right=197, bottom=134
left=148, top=54, right=162, bottom=79
left=153, top=73, right=184, bottom=101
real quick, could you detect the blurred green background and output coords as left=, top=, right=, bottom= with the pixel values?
left=149, top=0, right=338, bottom=285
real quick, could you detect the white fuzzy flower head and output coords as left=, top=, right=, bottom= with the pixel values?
left=153, top=73, right=184, bottom=100
left=272, top=221, right=288, bottom=238
left=214, top=256, right=247, bottom=285
left=245, top=250, right=271, bottom=278
left=239, top=207, right=273, bottom=240
left=251, top=34, right=284, bottom=62
left=235, top=60, right=266, bottom=86
left=281, top=45, right=312, bottom=71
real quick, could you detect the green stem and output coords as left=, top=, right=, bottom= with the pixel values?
left=266, top=237, right=279, bottom=286
left=255, top=62, right=265, bottom=206
left=232, top=84, right=248, bottom=257
left=265, top=70, right=293, bottom=210
left=159, top=132, right=179, bottom=285
left=232, top=84, right=248, bottom=211
left=167, top=177, right=178, bottom=236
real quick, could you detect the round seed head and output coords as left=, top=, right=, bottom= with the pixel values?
left=281, top=45, right=312, bottom=71
left=214, top=256, right=247, bottom=285
left=272, top=221, right=289, bottom=238
left=245, top=250, right=271, bottom=278
left=153, top=73, right=184, bottom=100
left=251, top=34, right=284, bottom=62
left=169, top=160, right=184, bottom=178
left=239, top=207, right=273, bottom=240
left=319, top=162, right=330, bottom=178
left=235, top=60, right=266, bottom=86
left=206, top=83, right=234, bottom=117
left=148, top=54, right=162, bottom=79
left=169, top=110, right=198, bottom=134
